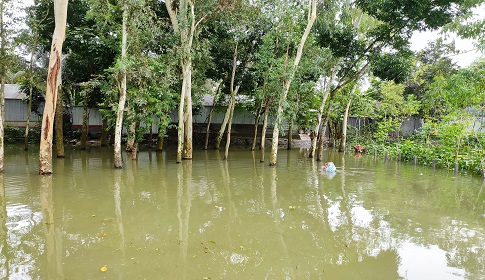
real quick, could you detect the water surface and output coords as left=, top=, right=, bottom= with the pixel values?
left=0, top=146, right=484, bottom=279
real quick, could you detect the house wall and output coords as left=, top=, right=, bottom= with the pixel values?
left=5, top=99, right=42, bottom=127
left=9, top=102, right=423, bottom=137
left=71, top=105, right=277, bottom=134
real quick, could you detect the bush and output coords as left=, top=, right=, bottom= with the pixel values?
left=4, top=126, right=41, bottom=144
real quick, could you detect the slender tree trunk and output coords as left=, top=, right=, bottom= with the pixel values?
left=269, top=0, right=317, bottom=166
left=260, top=108, right=269, bottom=163
left=287, top=120, right=293, bottom=150
left=251, top=101, right=264, bottom=151
left=252, top=63, right=273, bottom=151
left=131, top=121, right=139, bottom=160
left=126, top=116, right=135, bottom=152
left=339, top=98, right=352, bottom=152
left=24, top=49, right=35, bottom=151
left=0, top=0, right=4, bottom=172
left=80, top=92, right=89, bottom=150
left=39, top=0, right=68, bottom=175
left=165, top=0, right=196, bottom=162
left=204, top=105, right=215, bottom=150
left=0, top=81, right=3, bottom=173
left=24, top=85, right=33, bottom=150
left=100, top=116, right=108, bottom=146
left=55, top=87, right=64, bottom=157
left=114, top=2, right=128, bottom=169
left=310, top=68, right=337, bottom=158
left=224, top=93, right=236, bottom=160
left=204, top=83, right=221, bottom=150
left=176, top=62, right=187, bottom=163
left=215, top=99, right=231, bottom=150
left=223, top=44, right=239, bottom=160
left=317, top=98, right=335, bottom=161
left=157, top=121, right=165, bottom=152
left=131, top=141, right=138, bottom=160
left=182, top=66, right=193, bottom=160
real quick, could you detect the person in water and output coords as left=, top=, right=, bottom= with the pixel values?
left=322, top=162, right=337, bottom=173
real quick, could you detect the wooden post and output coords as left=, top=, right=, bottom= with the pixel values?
left=414, top=156, right=418, bottom=165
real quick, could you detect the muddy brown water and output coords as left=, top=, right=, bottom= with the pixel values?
left=0, top=145, right=484, bottom=279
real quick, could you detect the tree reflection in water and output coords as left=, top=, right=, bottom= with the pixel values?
left=0, top=148, right=483, bottom=279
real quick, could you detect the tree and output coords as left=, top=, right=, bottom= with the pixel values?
left=339, top=84, right=357, bottom=152
left=404, top=40, right=459, bottom=119
left=268, top=0, right=317, bottom=166
left=0, top=0, right=8, bottom=172
left=0, top=0, right=21, bottom=171
left=18, top=4, right=45, bottom=151
left=164, top=0, right=235, bottom=163
left=38, top=0, right=68, bottom=175
left=113, top=1, right=128, bottom=169
left=308, top=0, right=475, bottom=161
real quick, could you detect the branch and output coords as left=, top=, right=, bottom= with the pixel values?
left=293, top=0, right=317, bottom=68
left=165, top=0, right=179, bottom=34
left=333, top=60, right=371, bottom=95
left=230, top=43, right=238, bottom=94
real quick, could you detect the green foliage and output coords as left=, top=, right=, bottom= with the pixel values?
left=4, top=126, right=40, bottom=144
left=371, top=51, right=413, bottom=83
left=18, top=78, right=45, bottom=116
left=373, top=118, right=400, bottom=143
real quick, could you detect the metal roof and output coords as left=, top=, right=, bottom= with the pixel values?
left=3, top=84, right=27, bottom=100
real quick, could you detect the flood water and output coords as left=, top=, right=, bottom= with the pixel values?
left=0, top=145, right=484, bottom=280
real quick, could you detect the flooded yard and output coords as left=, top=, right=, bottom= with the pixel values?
left=1, top=146, right=484, bottom=279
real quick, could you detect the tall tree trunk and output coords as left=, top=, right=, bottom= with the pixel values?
left=269, top=0, right=317, bottom=166
left=55, top=87, right=64, bottom=157
left=204, top=105, right=215, bottom=150
left=224, top=44, right=239, bottom=160
left=114, top=2, right=128, bottom=169
left=251, top=101, right=264, bottom=151
left=39, top=0, right=68, bottom=175
left=310, top=68, right=337, bottom=158
left=100, top=116, right=108, bottom=146
left=182, top=67, right=193, bottom=160
left=165, top=0, right=197, bottom=162
left=24, top=48, right=36, bottom=151
left=204, top=82, right=221, bottom=150
left=339, top=98, right=352, bottom=152
left=287, top=120, right=293, bottom=150
left=176, top=62, right=187, bottom=163
left=317, top=98, right=335, bottom=162
left=260, top=108, right=269, bottom=163
left=0, top=0, right=6, bottom=172
left=224, top=94, right=236, bottom=160
left=252, top=63, right=273, bottom=151
left=157, top=121, right=165, bottom=152
left=131, top=141, right=138, bottom=160
left=24, top=84, right=33, bottom=150
left=131, top=121, right=140, bottom=160
left=126, top=115, right=135, bottom=152
left=214, top=99, right=231, bottom=150
left=0, top=81, right=3, bottom=173
left=80, top=92, right=89, bottom=150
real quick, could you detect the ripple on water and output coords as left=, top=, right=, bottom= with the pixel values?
left=3, top=176, right=34, bottom=199
left=6, top=204, right=42, bottom=233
